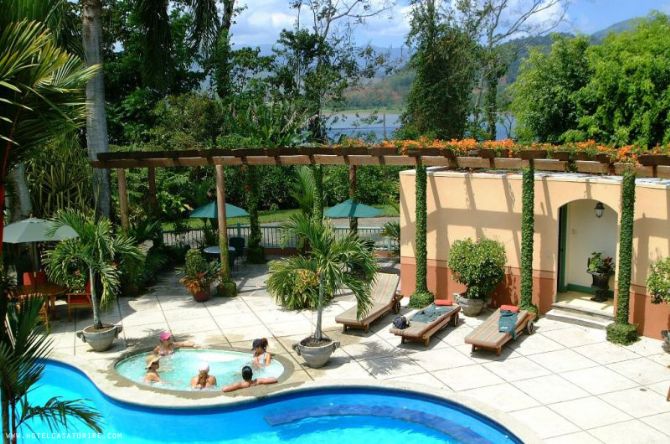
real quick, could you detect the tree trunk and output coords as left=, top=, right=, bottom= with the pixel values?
left=348, top=165, right=358, bottom=233
left=89, top=268, right=102, bottom=329
left=82, top=0, right=111, bottom=218
left=314, top=275, right=324, bottom=341
left=415, top=162, right=428, bottom=294
left=312, top=165, right=323, bottom=221
left=9, top=164, right=32, bottom=221
left=215, top=165, right=230, bottom=279
left=485, top=69, right=498, bottom=140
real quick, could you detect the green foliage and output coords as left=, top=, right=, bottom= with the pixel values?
left=290, top=166, right=315, bottom=218
left=408, top=290, right=434, bottom=309
left=382, top=221, right=401, bottom=256
left=180, top=248, right=219, bottom=294
left=322, top=165, right=404, bottom=206
left=268, top=258, right=320, bottom=310
left=410, top=163, right=434, bottom=306
left=511, top=35, right=592, bottom=143
left=311, top=165, right=324, bottom=221
left=520, top=166, right=537, bottom=312
left=588, top=252, right=615, bottom=275
left=268, top=215, right=376, bottom=340
left=648, top=257, right=670, bottom=304
left=44, top=211, right=144, bottom=329
left=606, top=322, right=639, bottom=345
left=615, top=171, right=636, bottom=327
left=245, top=166, right=265, bottom=263
left=400, top=2, right=476, bottom=139
left=512, top=15, right=670, bottom=147
left=0, top=287, right=102, bottom=439
left=448, top=238, right=507, bottom=300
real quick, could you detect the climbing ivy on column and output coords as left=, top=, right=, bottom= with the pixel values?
left=607, top=170, right=638, bottom=344
left=245, top=166, right=265, bottom=263
left=409, top=162, right=434, bottom=308
left=520, top=165, right=538, bottom=313
left=312, top=164, right=324, bottom=222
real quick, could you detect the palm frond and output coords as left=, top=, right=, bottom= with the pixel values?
left=18, top=397, right=102, bottom=434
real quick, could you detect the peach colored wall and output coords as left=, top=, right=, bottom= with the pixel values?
left=399, top=169, right=670, bottom=339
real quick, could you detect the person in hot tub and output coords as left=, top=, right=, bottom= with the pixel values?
left=251, top=338, right=272, bottom=368
left=191, top=361, right=217, bottom=389
left=144, top=354, right=161, bottom=384
left=153, top=331, right=195, bottom=356
left=222, top=366, right=277, bottom=393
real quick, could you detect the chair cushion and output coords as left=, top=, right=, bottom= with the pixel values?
left=500, top=304, right=519, bottom=313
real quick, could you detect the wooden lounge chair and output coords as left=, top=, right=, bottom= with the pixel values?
left=390, top=303, right=461, bottom=347
left=465, top=308, right=536, bottom=355
left=336, top=273, right=402, bottom=332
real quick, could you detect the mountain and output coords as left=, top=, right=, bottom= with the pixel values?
left=590, top=17, right=644, bottom=42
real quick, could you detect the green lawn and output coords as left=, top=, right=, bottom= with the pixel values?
left=161, top=205, right=398, bottom=231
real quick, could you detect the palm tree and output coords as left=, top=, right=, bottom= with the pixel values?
left=44, top=210, right=144, bottom=330
left=82, top=0, right=111, bottom=217
left=268, top=214, right=376, bottom=343
left=0, top=275, right=101, bottom=444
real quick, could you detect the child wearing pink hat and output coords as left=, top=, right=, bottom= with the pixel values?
left=191, top=361, right=217, bottom=389
left=153, top=331, right=196, bottom=356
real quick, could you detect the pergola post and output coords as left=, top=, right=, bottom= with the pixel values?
left=349, top=164, right=358, bottom=232
left=147, top=166, right=159, bottom=217
left=116, top=168, right=129, bottom=230
left=215, top=164, right=230, bottom=279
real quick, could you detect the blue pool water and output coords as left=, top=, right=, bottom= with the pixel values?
left=115, top=349, right=285, bottom=391
left=17, top=360, right=521, bottom=443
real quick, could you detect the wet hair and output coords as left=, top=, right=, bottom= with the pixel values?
left=260, top=338, right=268, bottom=349
left=242, top=366, right=253, bottom=381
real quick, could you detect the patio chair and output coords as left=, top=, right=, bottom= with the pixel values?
left=229, top=237, right=245, bottom=268
left=390, top=303, right=461, bottom=346
left=66, top=282, right=93, bottom=321
left=464, top=307, right=535, bottom=355
left=336, top=273, right=402, bottom=332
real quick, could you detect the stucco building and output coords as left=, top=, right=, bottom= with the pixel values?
left=399, top=168, right=670, bottom=339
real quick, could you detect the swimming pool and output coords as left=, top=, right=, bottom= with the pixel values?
left=18, top=360, right=522, bottom=443
left=115, top=349, right=285, bottom=391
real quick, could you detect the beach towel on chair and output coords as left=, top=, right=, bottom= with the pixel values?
left=499, top=309, right=518, bottom=339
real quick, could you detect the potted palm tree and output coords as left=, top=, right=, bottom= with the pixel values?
left=268, top=215, right=376, bottom=368
left=44, top=210, right=144, bottom=352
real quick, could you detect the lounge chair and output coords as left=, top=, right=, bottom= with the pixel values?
left=336, top=273, right=402, bottom=332
left=464, top=308, right=535, bottom=355
left=390, top=303, right=461, bottom=347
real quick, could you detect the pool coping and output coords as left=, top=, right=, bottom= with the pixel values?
left=49, top=351, right=541, bottom=443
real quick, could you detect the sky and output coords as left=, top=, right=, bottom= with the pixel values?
left=230, top=0, right=670, bottom=48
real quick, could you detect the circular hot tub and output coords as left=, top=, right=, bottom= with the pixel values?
left=115, top=349, right=286, bottom=391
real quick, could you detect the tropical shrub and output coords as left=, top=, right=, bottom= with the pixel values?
left=179, top=248, right=218, bottom=295
left=267, top=261, right=320, bottom=310
left=588, top=252, right=614, bottom=275
left=448, top=238, right=507, bottom=300
left=648, top=257, right=670, bottom=304
left=382, top=221, right=400, bottom=256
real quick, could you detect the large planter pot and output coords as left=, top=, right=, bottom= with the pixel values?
left=76, top=324, right=122, bottom=352
left=292, top=338, right=340, bottom=368
left=455, top=293, right=485, bottom=317
left=588, top=271, right=612, bottom=302
left=187, top=286, right=211, bottom=302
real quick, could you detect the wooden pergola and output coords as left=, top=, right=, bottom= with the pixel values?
left=92, top=147, right=670, bottom=276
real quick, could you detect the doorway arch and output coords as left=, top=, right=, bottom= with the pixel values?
left=557, top=199, right=618, bottom=312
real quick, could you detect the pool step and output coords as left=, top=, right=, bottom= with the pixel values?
left=545, top=304, right=613, bottom=330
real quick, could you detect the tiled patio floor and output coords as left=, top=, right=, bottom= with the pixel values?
left=48, top=263, right=670, bottom=443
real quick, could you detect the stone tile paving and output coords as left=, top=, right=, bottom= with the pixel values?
left=48, top=263, right=670, bottom=443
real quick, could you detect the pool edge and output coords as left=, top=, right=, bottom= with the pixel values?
left=48, top=352, right=541, bottom=443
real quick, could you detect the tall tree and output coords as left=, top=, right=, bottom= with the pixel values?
left=400, top=0, right=477, bottom=139
left=82, top=0, right=111, bottom=217
left=459, top=0, right=567, bottom=139
left=511, top=35, right=591, bottom=142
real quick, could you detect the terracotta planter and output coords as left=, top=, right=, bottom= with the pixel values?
left=455, top=292, right=485, bottom=317
left=76, top=324, right=122, bottom=352
left=190, top=286, right=211, bottom=302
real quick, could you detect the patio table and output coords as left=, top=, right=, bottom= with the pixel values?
left=18, top=283, right=67, bottom=319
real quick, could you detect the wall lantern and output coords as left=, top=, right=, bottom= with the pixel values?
left=594, top=202, right=605, bottom=218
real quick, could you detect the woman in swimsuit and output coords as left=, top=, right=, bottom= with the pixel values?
left=191, top=362, right=217, bottom=389
left=144, top=354, right=161, bottom=384
left=251, top=337, right=271, bottom=368
left=222, top=366, right=277, bottom=393
left=153, top=331, right=195, bottom=356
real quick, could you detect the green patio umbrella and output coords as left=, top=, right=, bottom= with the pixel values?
left=3, top=218, right=77, bottom=243
left=189, top=202, right=249, bottom=219
left=324, top=199, right=382, bottom=219
left=3, top=217, right=78, bottom=272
